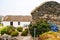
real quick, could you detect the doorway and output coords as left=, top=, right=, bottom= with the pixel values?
left=10, top=22, right=13, bottom=26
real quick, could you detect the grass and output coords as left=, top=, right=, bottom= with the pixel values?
left=0, top=24, right=3, bottom=26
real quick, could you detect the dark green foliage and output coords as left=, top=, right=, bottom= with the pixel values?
left=29, top=20, right=51, bottom=37
left=17, top=27, right=23, bottom=32
left=21, top=29, right=28, bottom=36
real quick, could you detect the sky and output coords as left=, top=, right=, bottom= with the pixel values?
left=0, top=0, right=60, bottom=16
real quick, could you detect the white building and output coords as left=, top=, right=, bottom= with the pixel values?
left=2, top=15, right=32, bottom=27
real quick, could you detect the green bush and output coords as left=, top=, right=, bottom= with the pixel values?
left=0, top=26, right=19, bottom=36
left=25, top=29, right=28, bottom=33
left=0, top=26, right=15, bottom=35
left=17, top=27, right=23, bottom=32
left=10, top=30, right=19, bottom=37
left=1, top=27, right=7, bottom=35
left=7, top=26, right=15, bottom=30
left=6, top=28, right=13, bottom=35
left=29, top=20, right=51, bottom=37
left=6, top=26, right=15, bottom=35
left=21, top=29, right=28, bottom=36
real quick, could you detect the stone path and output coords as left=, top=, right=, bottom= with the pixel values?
left=16, top=32, right=33, bottom=40
left=17, top=36, right=33, bottom=40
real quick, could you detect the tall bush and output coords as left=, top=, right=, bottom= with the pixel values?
left=29, top=20, right=51, bottom=37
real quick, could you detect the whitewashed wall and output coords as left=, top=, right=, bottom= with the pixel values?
left=2, top=21, right=10, bottom=26
left=20, top=22, right=30, bottom=27
left=2, top=21, right=30, bottom=27
left=13, top=22, right=19, bottom=27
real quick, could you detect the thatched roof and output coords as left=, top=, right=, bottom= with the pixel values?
left=3, top=15, right=32, bottom=22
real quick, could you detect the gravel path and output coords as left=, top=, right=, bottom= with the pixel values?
left=16, top=32, right=33, bottom=40
left=17, top=36, right=33, bottom=40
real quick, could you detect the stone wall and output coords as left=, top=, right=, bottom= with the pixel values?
left=31, top=1, right=60, bottom=22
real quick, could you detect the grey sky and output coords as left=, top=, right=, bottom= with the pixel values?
left=0, top=0, right=60, bottom=16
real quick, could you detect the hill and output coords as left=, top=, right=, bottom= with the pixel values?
left=31, top=1, right=60, bottom=21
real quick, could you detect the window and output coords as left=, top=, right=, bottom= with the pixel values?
left=18, top=22, right=20, bottom=25
left=10, top=22, right=13, bottom=25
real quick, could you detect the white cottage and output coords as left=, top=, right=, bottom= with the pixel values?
left=2, top=15, right=32, bottom=27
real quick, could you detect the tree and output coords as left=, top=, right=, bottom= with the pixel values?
left=29, top=20, right=51, bottom=37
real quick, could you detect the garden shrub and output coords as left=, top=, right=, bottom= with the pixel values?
left=29, top=20, right=51, bottom=37
left=6, top=28, right=13, bottom=35
left=1, top=27, right=7, bottom=35
left=6, top=26, right=15, bottom=35
left=0, top=26, right=19, bottom=36
left=25, top=29, right=28, bottom=33
left=0, top=26, right=16, bottom=35
left=21, top=29, right=28, bottom=36
left=10, top=30, right=19, bottom=37
left=17, top=27, right=23, bottom=32
left=7, top=26, right=15, bottom=30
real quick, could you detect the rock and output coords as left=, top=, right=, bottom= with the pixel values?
left=1, top=34, right=12, bottom=40
left=31, top=1, right=60, bottom=21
